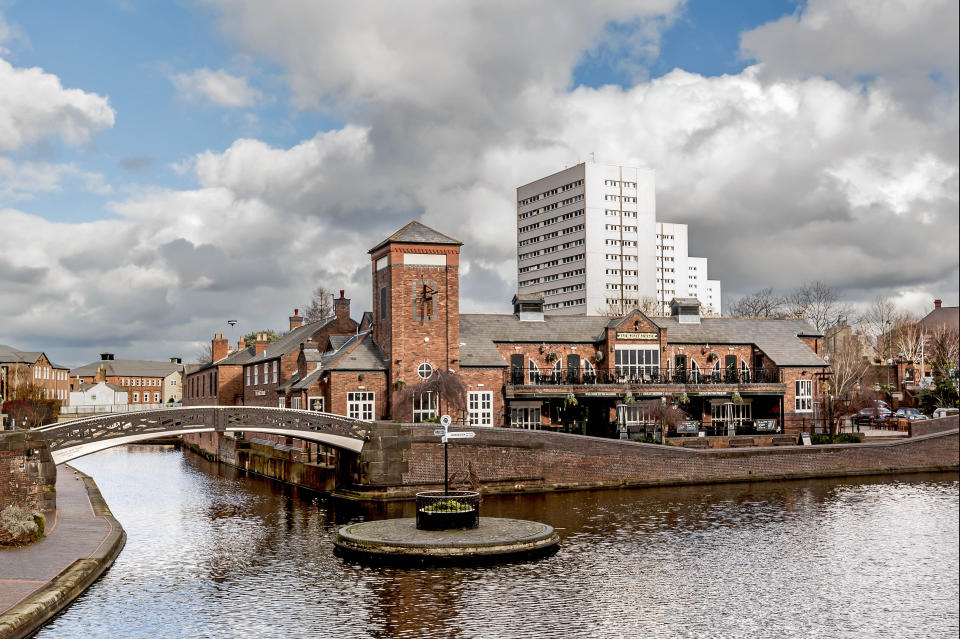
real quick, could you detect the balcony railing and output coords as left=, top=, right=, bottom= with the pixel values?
left=505, top=367, right=781, bottom=387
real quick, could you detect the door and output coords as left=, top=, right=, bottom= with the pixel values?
left=675, top=354, right=687, bottom=383
left=510, top=354, right=525, bottom=385
left=724, top=354, right=738, bottom=383
left=566, top=354, right=581, bottom=384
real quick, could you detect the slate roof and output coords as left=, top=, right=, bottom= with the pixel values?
left=245, top=316, right=338, bottom=365
left=368, top=221, right=462, bottom=254
left=71, top=359, right=183, bottom=378
left=650, top=317, right=827, bottom=367
left=459, top=314, right=612, bottom=367
left=324, top=332, right=389, bottom=371
left=74, top=381, right=126, bottom=393
left=920, top=305, right=959, bottom=332
left=289, top=367, right=323, bottom=391
left=457, top=314, right=826, bottom=368
left=0, top=344, right=67, bottom=368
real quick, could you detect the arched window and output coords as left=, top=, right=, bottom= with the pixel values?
left=582, top=359, right=596, bottom=382
left=740, top=358, right=750, bottom=383
left=690, top=360, right=702, bottom=383
left=528, top=359, right=540, bottom=384
left=710, top=360, right=721, bottom=382
left=551, top=359, right=562, bottom=383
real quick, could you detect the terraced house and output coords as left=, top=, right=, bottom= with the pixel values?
left=0, top=344, right=71, bottom=408
left=266, top=222, right=828, bottom=437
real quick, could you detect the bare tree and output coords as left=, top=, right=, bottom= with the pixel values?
left=2, top=381, right=60, bottom=428
left=858, top=295, right=899, bottom=363
left=193, top=343, right=213, bottom=364
left=304, top=286, right=335, bottom=321
left=890, top=315, right=925, bottom=375
left=783, top=281, right=852, bottom=332
left=827, top=335, right=870, bottom=408
left=596, top=296, right=660, bottom=317
left=393, top=368, right=468, bottom=422
left=728, top=288, right=786, bottom=318
left=928, top=325, right=960, bottom=378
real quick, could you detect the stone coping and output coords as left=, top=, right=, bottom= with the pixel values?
left=0, top=466, right=126, bottom=639
left=334, top=517, right=559, bottom=564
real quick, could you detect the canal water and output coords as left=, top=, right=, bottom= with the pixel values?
left=39, top=447, right=958, bottom=639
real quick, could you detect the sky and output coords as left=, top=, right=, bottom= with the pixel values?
left=1, top=0, right=957, bottom=367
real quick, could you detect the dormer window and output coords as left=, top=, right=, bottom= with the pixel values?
left=512, top=293, right=544, bottom=322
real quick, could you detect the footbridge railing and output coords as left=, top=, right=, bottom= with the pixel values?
left=33, top=406, right=372, bottom=464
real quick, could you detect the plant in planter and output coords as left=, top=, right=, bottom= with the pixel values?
left=545, top=351, right=559, bottom=363
left=564, top=392, right=578, bottom=408
left=393, top=379, right=406, bottom=390
left=731, top=391, right=743, bottom=404
left=594, top=351, right=604, bottom=363
left=677, top=392, right=690, bottom=405
left=623, top=391, right=636, bottom=404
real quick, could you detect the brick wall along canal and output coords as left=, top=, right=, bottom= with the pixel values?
left=38, top=447, right=959, bottom=639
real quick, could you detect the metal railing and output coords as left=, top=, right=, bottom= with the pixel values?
left=415, top=490, right=480, bottom=530
left=60, top=402, right=182, bottom=414
left=505, top=367, right=781, bottom=387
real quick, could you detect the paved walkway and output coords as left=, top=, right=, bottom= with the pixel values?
left=0, top=466, right=112, bottom=616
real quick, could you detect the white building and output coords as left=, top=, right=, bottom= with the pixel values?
left=68, top=381, right=128, bottom=410
left=655, top=223, right=721, bottom=316
left=516, top=162, right=721, bottom=315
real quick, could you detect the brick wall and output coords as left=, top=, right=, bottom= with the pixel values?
left=352, top=422, right=959, bottom=496
left=910, top=415, right=959, bottom=437
left=0, top=431, right=56, bottom=512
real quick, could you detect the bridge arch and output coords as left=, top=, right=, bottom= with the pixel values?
left=34, top=406, right=372, bottom=464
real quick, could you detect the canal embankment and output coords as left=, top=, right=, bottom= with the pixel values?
left=0, top=466, right=126, bottom=639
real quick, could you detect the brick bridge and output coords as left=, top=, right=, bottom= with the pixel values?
left=32, top=406, right=372, bottom=464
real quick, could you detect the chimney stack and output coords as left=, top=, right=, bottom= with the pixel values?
left=212, top=333, right=228, bottom=362
left=289, top=308, right=304, bottom=331
left=255, top=332, right=269, bottom=356
left=334, top=290, right=351, bottom=324
left=237, top=337, right=246, bottom=351
left=934, top=299, right=942, bottom=308
left=169, top=357, right=182, bottom=365
left=94, top=364, right=107, bottom=383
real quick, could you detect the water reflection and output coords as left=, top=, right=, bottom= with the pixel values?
left=39, top=446, right=958, bottom=639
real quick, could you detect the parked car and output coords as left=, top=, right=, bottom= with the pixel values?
left=895, top=407, right=927, bottom=421
left=854, top=407, right=892, bottom=428
left=932, top=407, right=959, bottom=419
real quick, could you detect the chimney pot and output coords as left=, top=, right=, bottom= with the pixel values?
left=340, top=289, right=345, bottom=299
left=934, top=299, right=942, bottom=308
left=294, top=308, right=299, bottom=316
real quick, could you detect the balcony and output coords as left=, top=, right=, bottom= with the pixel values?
left=504, top=367, right=783, bottom=391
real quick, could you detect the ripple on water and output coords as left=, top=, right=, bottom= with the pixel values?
left=37, top=447, right=959, bottom=639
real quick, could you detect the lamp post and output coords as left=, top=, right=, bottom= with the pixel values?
left=885, top=319, right=892, bottom=391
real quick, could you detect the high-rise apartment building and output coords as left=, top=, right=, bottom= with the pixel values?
left=516, top=162, right=720, bottom=315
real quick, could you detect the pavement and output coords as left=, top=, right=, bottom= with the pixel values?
left=0, top=466, right=123, bottom=638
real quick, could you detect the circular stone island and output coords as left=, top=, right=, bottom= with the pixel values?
left=333, top=517, right=560, bottom=566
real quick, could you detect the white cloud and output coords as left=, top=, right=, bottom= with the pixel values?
left=0, top=158, right=111, bottom=199
left=0, top=57, right=115, bottom=151
left=170, top=67, right=264, bottom=107
left=740, top=0, right=959, bottom=80
left=1, top=0, right=957, bottom=365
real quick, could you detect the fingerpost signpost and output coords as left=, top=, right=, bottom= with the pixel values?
left=435, top=414, right=475, bottom=494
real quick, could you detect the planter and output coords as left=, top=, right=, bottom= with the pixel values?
left=415, top=491, right=480, bottom=530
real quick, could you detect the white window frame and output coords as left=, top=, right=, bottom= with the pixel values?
left=528, top=359, right=540, bottom=384
left=510, top=402, right=541, bottom=430
left=468, top=391, right=493, bottom=427
left=246, top=368, right=250, bottom=386
left=614, top=345, right=660, bottom=380
left=253, top=366, right=259, bottom=386
left=272, top=361, right=278, bottom=384
left=308, top=396, right=324, bottom=412
left=278, top=397, right=286, bottom=409
left=347, top=391, right=375, bottom=421
left=795, top=379, right=813, bottom=412
left=133, top=392, right=139, bottom=402
left=291, top=396, right=302, bottom=410
left=413, top=391, right=438, bottom=422
left=153, top=392, right=160, bottom=403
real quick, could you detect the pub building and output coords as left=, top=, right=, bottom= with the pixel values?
left=272, top=221, right=828, bottom=437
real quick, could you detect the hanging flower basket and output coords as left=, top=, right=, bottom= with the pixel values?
left=594, top=351, right=604, bottom=363
left=732, top=391, right=743, bottom=404
left=545, top=351, right=559, bottom=363
left=564, top=392, right=578, bottom=407
left=706, top=352, right=718, bottom=362
left=393, top=379, right=406, bottom=390
left=677, top=392, right=690, bottom=405
left=623, top=391, right=635, bottom=404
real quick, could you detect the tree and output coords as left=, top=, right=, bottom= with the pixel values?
left=2, top=381, right=59, bottom=429
left=304, top=286, right=335, bottom=321
left=783, top=281, right=852, bottom=333
left=393, top=368, right=468, bottom=422
left=927, top=325, right=959, bottom=379
left=596, top=296, right=659, bottom=317
left=858, top=295, right=898, bottom=363
left=728, top=288, right=785, bottom=318
left=193, top=343, right=213, bottom=364
left=241, top=329, right=282, bottom=345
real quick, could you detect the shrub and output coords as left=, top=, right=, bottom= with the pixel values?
left=810, top=433, right=832, bottom=445
left=0, top=505, right=44, bottom=547
left=831, top=433, right=863, bottom=444
left=421, top=500, right=473, bottom=513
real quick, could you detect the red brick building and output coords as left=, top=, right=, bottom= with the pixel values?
left=0, top=345, right=71, bottom=409
left=70, top=354, right=184, bottom=408
left=272, top=221, right=829, bottom=436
